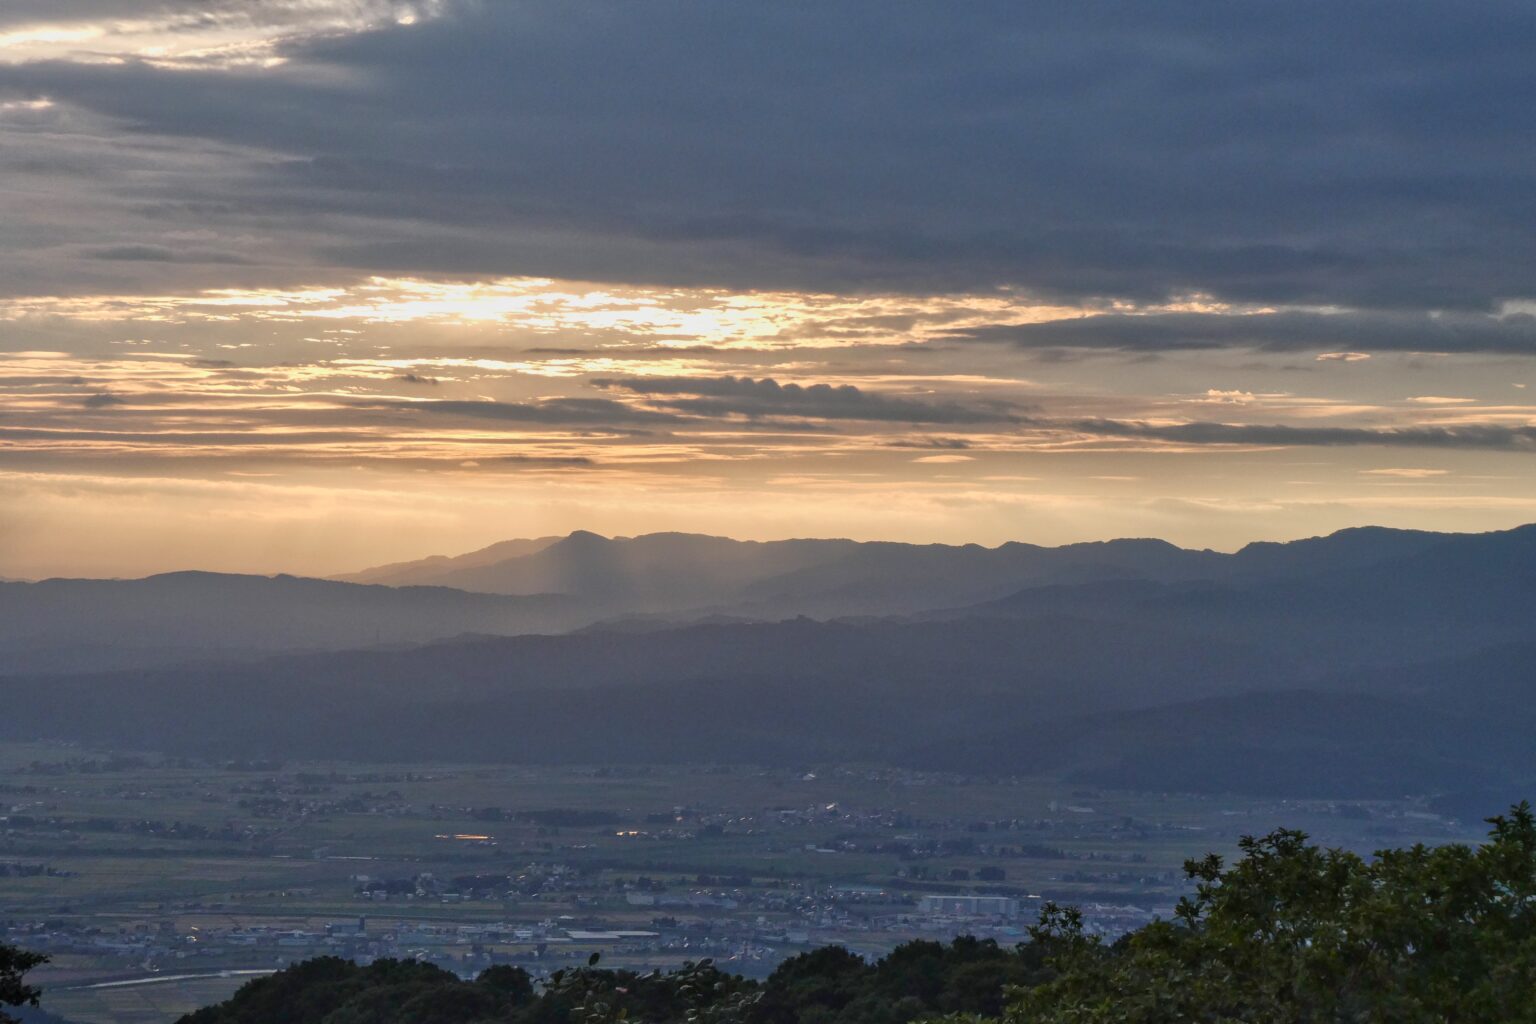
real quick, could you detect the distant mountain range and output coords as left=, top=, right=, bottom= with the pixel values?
left=3, top=525, right=1468, bottom=673
left=3, top=524, right=1535, bottom=806
left=0, top=573, right=586, bottom=674
left=333, top=524, right=1466, bottom=615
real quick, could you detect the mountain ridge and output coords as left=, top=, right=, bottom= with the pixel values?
left=7, top=522, right=1536, bottom=798
left=5, top=521, right=1536, bottom=801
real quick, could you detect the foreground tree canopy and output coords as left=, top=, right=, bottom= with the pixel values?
left=176, top=938, right=1045, bottom=1024
left=169, top=804, right=1536, bottom=1024
left=0, top=943, right=45, bottom=1024
left=984, top=802, right=1536, bottom=1023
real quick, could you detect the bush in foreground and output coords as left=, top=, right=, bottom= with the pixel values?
left=176, top=937, right=1042, bottom=1024
left=967, top=802, right=1536, bottom=1023
left=0, top=943, right=45, bottom=1024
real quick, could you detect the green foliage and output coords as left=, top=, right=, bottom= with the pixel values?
left=0, top=943, right=46, bottom=1024
left=174, top=937, right=1045, bottom=1024
left=755, top=937, right=1048, bottom=1024
left=176, top=955, right=765, bottom=1024
left=178, top=958, right=473, bottom=1024
left=982, top=803, right=1536, bottom=1023
left=477, top=965, right=536, bottom=1005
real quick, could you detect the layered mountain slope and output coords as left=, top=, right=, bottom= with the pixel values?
left=0, top=573, right=584, bottom=673
left=5, top=523, right=1536, bottom=797
left=343, top=531, right=865, bottom=606
left=337, top=536, right=563, bottom=586
left=333, top=525, right=1502, bottom=622
left=7, top=523, right=1536, bottom=801
left=0, top=614, right=1283, bottom=762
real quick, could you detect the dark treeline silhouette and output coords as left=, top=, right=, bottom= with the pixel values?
left=173, top=939, right=1046, bottom=1024
left=0, top=943, right=44, bottom=1024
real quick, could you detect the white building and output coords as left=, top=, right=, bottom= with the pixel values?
left=917, top=895, right=1021, bottom=918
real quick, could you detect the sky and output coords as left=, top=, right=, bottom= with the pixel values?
left=4, top=1, right=1536, bottom=578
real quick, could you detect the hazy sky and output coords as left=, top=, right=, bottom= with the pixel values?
left=4, top=1, right=1536, bottom=578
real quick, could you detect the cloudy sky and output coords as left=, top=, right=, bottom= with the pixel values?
left=4, top=0, right=1536, bottom=577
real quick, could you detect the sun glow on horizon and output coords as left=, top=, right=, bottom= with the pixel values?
left=1, top=276, right=1094, bottom=350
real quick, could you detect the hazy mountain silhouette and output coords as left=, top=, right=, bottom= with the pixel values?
left=7, top=523, right=1536, bottom=799
left=0, top=573, right=586, bottom=673
left=2, top=610, right=1530, bottom=798
left=727, top=538, right=1227, bottom=617
left=0, top=615, right=1284, bottom=763
left=331, top=525, right=1495, bottom=621
left=909, top=688, right=1525, bottom=800
left=1222, top=525, right=1453, bottom=578
left=335, top=530, right=1236, bottom=618
left=342, top=531, right=865, bottom=607
left=920, top=524, right=1536, bottom=670
left=336, top=536, right=564, bottom=585
left=912, top=641, right=1536, bottom=799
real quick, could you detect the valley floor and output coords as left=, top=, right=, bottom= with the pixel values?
left=0, top=742, right=1475, bottom=1024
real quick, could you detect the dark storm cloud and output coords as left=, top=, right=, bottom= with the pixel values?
left=593, top=376, right=1017, bottom=424
left=884, top=437, right=975, bottom=450
left=81, top=245, right=181, bottom=262
left=484, top=454, right=595, bottom=467
left=0, top=426, right=369, bottom=445
left=5, top=1, right=1536, bottom=308
left=81, top=244, right=250, bottom=264
left=952, top=311, right=1536, bottom=355
left=354, top=397, right=684, bottom=427
left=1056, top=419, right=1536, bottom=452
